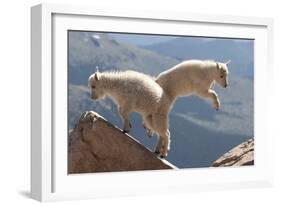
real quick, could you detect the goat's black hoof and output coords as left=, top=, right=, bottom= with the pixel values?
left=147, top=133, right=153, bottom=138
left=122, top=129, right=129, bottom=133
left=154, top=150, right=160, bottom=155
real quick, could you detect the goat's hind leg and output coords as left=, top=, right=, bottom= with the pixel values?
left=152, top=114, right=170, bottom=158
left=158, top=130, right=170, bottom=158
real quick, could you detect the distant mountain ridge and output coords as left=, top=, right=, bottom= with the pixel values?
left=143, top=37, right=254, bottom=78
left=68, top=31, right=179, bottom=85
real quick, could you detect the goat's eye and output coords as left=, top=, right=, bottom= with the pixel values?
left=220, top=75, right=224, bottom=78
left=91, top=85, right=95, bottom=89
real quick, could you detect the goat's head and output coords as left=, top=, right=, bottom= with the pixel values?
left=215, top=61, right=230, bottom=88
left=88, top=72, right=106, bottom=100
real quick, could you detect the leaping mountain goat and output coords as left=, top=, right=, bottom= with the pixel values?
left=156, top=60, right=230, bottom=110
left=88, top=70, right=173, bottom=158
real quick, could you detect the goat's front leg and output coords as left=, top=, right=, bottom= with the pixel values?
left=154, top=136, right=162, bottom=155
left=197, top=89, right=220, bottom=110
left=143, top=114, right=154, bottom=137
left=118, top=107, right=132, bottom=133
left=143, top=122, right=154, bottom=137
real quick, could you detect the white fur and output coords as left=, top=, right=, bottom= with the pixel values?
left=88, top=70, right=173, bottom=157
left=156, top=60, right=230, bottom=110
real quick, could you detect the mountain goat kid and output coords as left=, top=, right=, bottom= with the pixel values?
left=156, top=60, right=230, bottom=110
left=88, top=70, right=173, bottom=158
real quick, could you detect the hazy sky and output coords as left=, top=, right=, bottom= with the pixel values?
left=109, top=33, right=179, bottom=46
left=109, top=32, right=252, bottom=47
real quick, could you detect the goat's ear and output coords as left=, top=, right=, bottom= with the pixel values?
left=225, top=60, right=231, bottom=65
left=94, top=72, right=100, bottom=81
left=216, top=62, right=220, bottom=70
left=95, top=65, right=99, bottom=73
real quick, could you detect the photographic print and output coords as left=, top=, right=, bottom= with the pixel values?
left=67, top=31, right=254, bottom=174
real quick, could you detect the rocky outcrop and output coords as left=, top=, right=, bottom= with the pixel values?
left=212, top=138, right=254, bottom=167
left=68, top=111, right=176, bottom=174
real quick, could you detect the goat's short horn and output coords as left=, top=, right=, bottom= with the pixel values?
left=225, top=60, right=231, bottom=65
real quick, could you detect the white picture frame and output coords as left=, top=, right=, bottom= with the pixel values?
left=31, top=3, right=274, bottom=202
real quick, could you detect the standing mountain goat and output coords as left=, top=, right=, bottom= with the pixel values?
left=88, top=70, right=173, bottom=158
left=156, top=60, right=230, bottom=110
